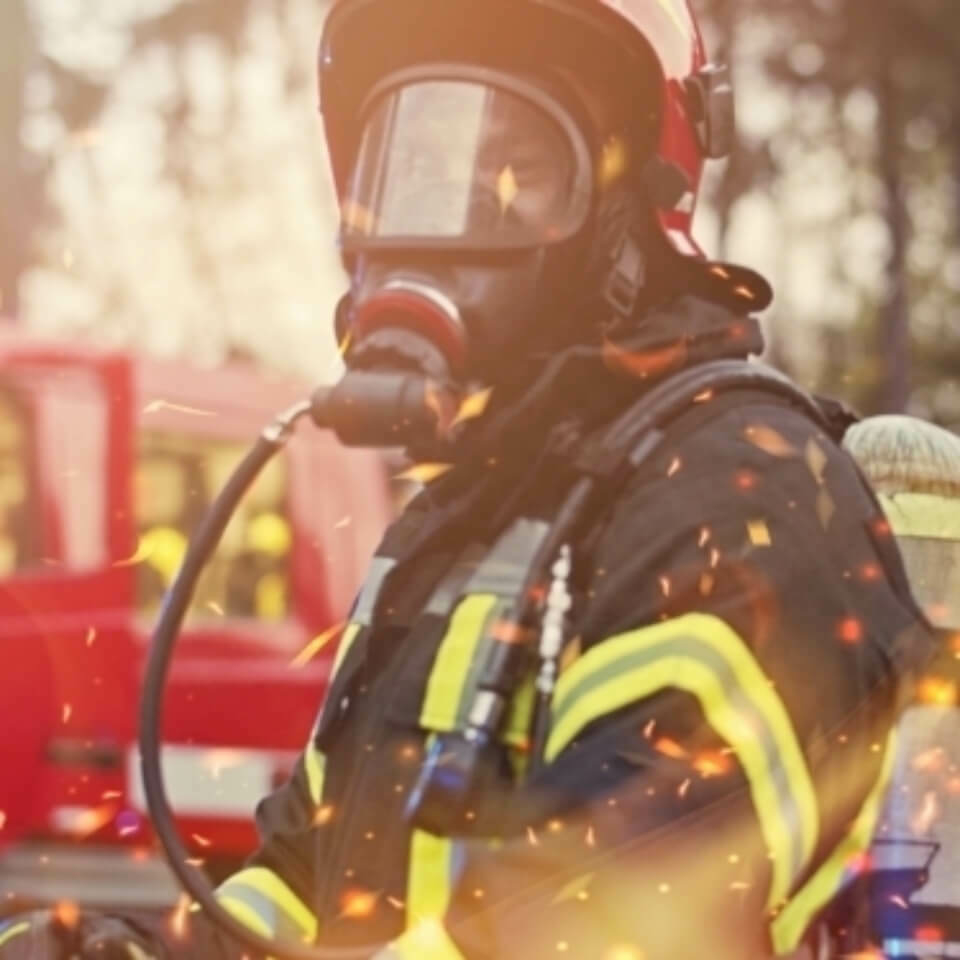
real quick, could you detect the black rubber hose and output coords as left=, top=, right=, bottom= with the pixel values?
left=139, top=418, right=388, bottom=960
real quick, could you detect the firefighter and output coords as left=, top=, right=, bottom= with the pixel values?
left=0, top=0, right=933, bottom=957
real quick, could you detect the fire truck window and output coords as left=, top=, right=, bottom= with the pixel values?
left=136, top=433, right=291, bottom=621
left=0, top=387, right=39, bottom=575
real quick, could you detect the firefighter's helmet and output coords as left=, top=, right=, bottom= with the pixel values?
left=318, top=0, right=739, bottom=268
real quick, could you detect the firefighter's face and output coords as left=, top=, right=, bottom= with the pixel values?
left=339, top=64, right=635, bottom=385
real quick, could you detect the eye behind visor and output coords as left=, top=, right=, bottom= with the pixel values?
left=340, top=66, right=595, bottom=252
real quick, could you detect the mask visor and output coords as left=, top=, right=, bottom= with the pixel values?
left=342, top=76, right=592, bottom=249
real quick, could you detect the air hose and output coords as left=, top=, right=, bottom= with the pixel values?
left=139, top=376, right=457, bottom=960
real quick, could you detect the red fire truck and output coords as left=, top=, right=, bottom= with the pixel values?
left=0, top=334, right=392, bottom=911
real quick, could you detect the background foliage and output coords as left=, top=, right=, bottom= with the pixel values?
left=2, top=0, right=959, bottom=418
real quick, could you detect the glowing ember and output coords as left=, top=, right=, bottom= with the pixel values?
left=699, top=573, right=715, bottom=597
left=387, top=896, right=405, bottom=910
left=85, top=627, right=96, bottom=647
left=734, top=470, right=758, bottom=492
left=53, top=901, right=80, bottom=929
left=290, top=622, right=346, bottom=668
left=602, top=337, right=687, bottom=381
left=62, top=703, right=72, bottom=724
left=206, top=601, right=225, bottom=617
left=314, top=805, right=335, bottom=826
left=698, top=527, right=711, bottom=547
left=497, top=165, right=519, bottom=213
left=340, top=888, right=379, bottom=919
left=693, top=390, right=713, bottom=404
left=604, top=946, right=646, bottom=960
left=599, top=136, right=628, bottom=186
left=911, top=791, right=940, bottom=836
left=693, top=751, right=732, bottom=778
left=888, top=894, right=909, bottom=910
left=667, top=456, right=682, bottom=477
left=142, top=400, right=216, bottom=417
left=190, top=833, right=212, bottom=848
left=744, top=425, right=796, bottom=458
left=334, top=515, right=352, bottom=529
left=453, top=387, right=494, bottom=427
left=911, top=748, right=946, bottom=774
left=747, top=519, right=772, bottom=547
left=917, top=677, right=957, bottom=706
left=658, top=576, right=671, bottom=598
left=0, top=810, right=6, bottom=830
left=836, top=617, right=864, bottom=645
left=526, top=826, right=540, bottom=846
left=643, top=719, right=656, bottom=739
left=654, top=737, right=688, bottom=760
left=168, top=894, right=191, bottom=940
left=395, top=463, right=454, bottom=484
left=677, top=778, right=691, bottom=797
left=585, top=825, right=596, bottom=847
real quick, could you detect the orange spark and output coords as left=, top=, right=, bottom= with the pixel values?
left=395, top=462, right=454, bottom=484
left=747, top=519, right=772, bottom=547
left=340, top=888, right=379, bottom=919
left=290, top=622, right=346, bottom=668
left=452, top=387, right=493, bottom=428
left=911, top=791, right=940, bottom=837
left=168, top=894, right=191, bottom=940
left=53, top=901, right=80, bottom=930
left=143, top=400, right=216, bottom=417
left=85, top=627, right=96, bottom=647
left=526, top=826, right=540, bottom=846
left=698, top=526, right=711, bottom=547
left=912, top=748, right=946, bottom=774
left=744, top=425, right=797, bottom=458
left=190, top=833, right=212, bottom=848
left=585, top=825, right=596, bottom=847
left=667, top=456, right=682, bottom=477
left=836, top=617, right=864, bottom=645
left=658, top=576, right=671, bottom=598
left=62, top=703, right=72, bottom=724
left=314, top=805, right=335, bottom=826
left=654, top=737, right=688, bottom=760
left=602, top=337, right=687, bottom=381
left=917, top=677, right=957, bottom=706
left=693, top=751, right=733, bottom=778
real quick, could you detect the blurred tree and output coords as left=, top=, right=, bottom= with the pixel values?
left=0, top=0, right=41, bottom=318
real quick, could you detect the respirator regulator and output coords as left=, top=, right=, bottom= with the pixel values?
left=139, top=62, right=606, bottom=960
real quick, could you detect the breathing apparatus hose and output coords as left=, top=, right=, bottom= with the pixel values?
left=139, top=398, right=391, bottom=960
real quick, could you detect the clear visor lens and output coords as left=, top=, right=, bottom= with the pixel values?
left=343, top=80, right=590, bottom=246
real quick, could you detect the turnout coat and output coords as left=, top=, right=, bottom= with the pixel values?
left=161, top=296, right=933, bottom=958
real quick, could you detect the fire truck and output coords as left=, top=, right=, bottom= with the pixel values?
left=0, top=334, right=392, bottom=912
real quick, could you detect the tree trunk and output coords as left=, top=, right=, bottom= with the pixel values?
left=874, top=25, right=910, bottom=413
left=0, top=0, right=30, bottom=319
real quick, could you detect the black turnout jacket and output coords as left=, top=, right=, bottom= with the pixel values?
left=146, top=296, right=932, bottom=959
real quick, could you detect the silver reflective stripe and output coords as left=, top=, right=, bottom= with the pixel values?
left=218, top=882, right=307, bottom=942
left=552, top=632, right=809, bottom=892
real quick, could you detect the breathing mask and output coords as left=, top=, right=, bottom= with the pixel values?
left=335, top=64, right=627, bottom=395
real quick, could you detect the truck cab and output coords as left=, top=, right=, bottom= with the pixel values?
left=0, top=337, right=392, bottom=910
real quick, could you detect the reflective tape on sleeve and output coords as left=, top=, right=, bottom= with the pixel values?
left=770, top=730, right=897, bottom=955
left=419, top=595, right=498, bottom=731
left=879, top=492, right=960, bottom=540
left=305, top=622, right=363, bottom=804
left=216, top=866, right=317, bottom=943
left=0, top=922, right=29, bottom=949
left=546, top=612, right=819, bottom=910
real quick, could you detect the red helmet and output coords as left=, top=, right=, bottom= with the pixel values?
left=319, top=0, right=768, bottom=308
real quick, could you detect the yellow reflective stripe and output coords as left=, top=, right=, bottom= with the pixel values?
left=305, top=622, right=363, bottom=804
left=0, top=922, right=29, bottom=949
left=879, top=492, right=960, bottom=539
left=770, top=730, right=898, bottom=955
left=419, top=595, right=498, bottom=730
left=380, top=597, right=497, bottom=960
left=547, top=613, right=818, bottom=910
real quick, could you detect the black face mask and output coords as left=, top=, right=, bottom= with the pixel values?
left=335, top=64, right=628, bottom=392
